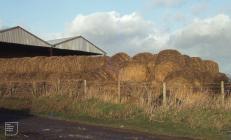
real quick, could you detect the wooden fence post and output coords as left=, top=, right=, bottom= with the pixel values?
left=83, top=80, right=87, bottom=95
left=9, top=82, right=12, bottom=96
left=221, top=81, right=225, bottom=105
left=118, top=79, right=121, bottom=103
left=44, top=82, right=47, bottom=96
left=32, top=81, right=36, bottom=97
left=163, top=82, right=167, bottom=106
left=57, top=79, right=61, bottom=95
left=147, top=90, right=151, bottom=106
left=10, top=82, right=16, bottom=96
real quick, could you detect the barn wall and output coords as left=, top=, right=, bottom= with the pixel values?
left=0, top=42, right=102, bottom=58
left=0, top=42, right=51, bottom=58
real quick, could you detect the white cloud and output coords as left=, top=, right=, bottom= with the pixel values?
left=68, top=11, right=168, bottom=54
left=168, top=14, right=231, bottom=74
left=150, top=0, right=185, bottom=6
left=66, top=12, right=231, bottom=74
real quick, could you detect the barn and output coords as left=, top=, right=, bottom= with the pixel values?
left=48, top=36, right=106, bottom=56
left=0, top=26, right=106, bottom=58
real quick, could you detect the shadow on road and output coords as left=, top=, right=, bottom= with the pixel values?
left=0, top=108, right=32, bottom=123
left=0, top=108, right=32, bottom=133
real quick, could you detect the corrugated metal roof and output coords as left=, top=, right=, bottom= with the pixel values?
left=48, top=36, right=106, bottom=55
left=0, top=26, right=106, bottom=55
left=0, top=26, right=51, bottom=47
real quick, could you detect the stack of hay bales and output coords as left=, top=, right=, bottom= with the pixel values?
left=165, top=68, right=209, bottom=88
left=119, top=62, right=147, bottom=82
left=0, top=56, right=109, bottom=81
left=103, top=52, right=131, bottom=80
left=72, top=50, right=227, bottom=86
left=89, top=52, right=155, bottom=82
left=146, top=61, right=156, bottom=80
left=132, top=52, right=156, bottom=64
left=202, top=60, right=219, bottom=74
left=214, top=73, right=229, bottom=83
left=185, top=57, right=218, bottom=74
left=0, top=56, right=108, bottom=74
left=154, top=61, right=181, bottom=82
left=0, top=49, right=228, bottom=89
left=110, top=53, right=130, bottom=66
left=132, top=52, right=157, bottom=80
left=154, top=50, right=185, bottom=82
left=187, top=57, right=204, bottom=72
left=80, top=53, right=131, bottom=81
left=155, top=50, right=187, bottom=65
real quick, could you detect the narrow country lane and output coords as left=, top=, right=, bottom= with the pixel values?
left=0, top=109, right=194, bottom=140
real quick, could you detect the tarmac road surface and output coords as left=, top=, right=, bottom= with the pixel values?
left=0, top=109, right=194, bottom=140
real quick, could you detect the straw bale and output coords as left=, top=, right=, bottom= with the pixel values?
left=202, top=60, right=219, bottom=74
left=110, top=53, right=130, bottom=66
left=0, top=56, right=109, bottom=74
left=119, top=62, right=147, bottom=82
left=186, top=57, right=205, bottom=72
left=0, top=49, right=228, bottom=90
left=214, top=73, right=229, bottom=83
left=155, top=50, right=186, bottom=66
left=154, top=61, right=182, bottom=82
left=132, top=53, right=157, bottom=63
left=146, top=61, right=156, bottom=80
left=164, top=67, right=217, bottom=88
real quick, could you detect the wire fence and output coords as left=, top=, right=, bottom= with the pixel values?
left=0, top=80, right=230, bottom=102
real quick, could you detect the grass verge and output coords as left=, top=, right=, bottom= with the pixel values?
left=0, top=129, right=6, bottom=140
left=0, top=96, right=231, bottom=140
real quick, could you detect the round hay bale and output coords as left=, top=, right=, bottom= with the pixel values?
left=119, top=62, right=147, bottom=82
left=98, top=53, right=130, bottom=80
left=155, top=49, right=185, bottom=65
left=132, top=53, right=157, bottom=80
left=146, top=61, right=156, bottom=80
left=154, top=61, right=182, bottom=82
left=166, top=76, right=194, bottom=89
left=80, top=68, right=114, bottom=81
left=214, top=73, right=229, bottom=83
left=165, top=68, right=216, bottom=88
left=187, top=57, right=205, bottom=72
left=187, top=58, right=220, bottom=75
left=182, top=55, right=191, bottom=64
left=110, top=53, right=130, bottom=65
left=165, top=69, right=199, bottom=89
left=0, top=55, right=110, bottom=81
left=203, top=60, right=219, bottom=74
left=132, top=53, right=156, bottom=63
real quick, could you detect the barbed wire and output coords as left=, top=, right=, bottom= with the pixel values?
left=0, top=80, right=230, bottom=93
left=0, top=79, right=230, bottom=84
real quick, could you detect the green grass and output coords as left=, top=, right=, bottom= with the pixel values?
left=0, top=97, right=32, bottom=110
left=0, top=129, right=6, bottom=140
left=0, top=96, right=231, bottom=140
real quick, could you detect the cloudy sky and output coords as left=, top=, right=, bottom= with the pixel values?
left=0, top=0, right=231, bottom=74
